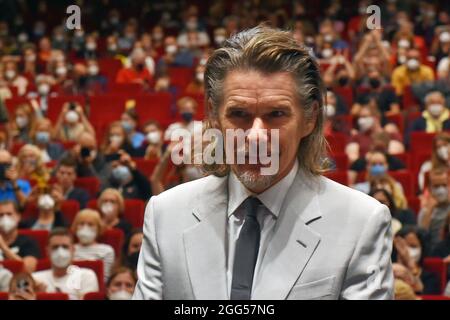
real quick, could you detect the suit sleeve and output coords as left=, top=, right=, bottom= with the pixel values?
left=132, top=196, right=163, bottom=300
left=340, top=204, right=394, bottom=300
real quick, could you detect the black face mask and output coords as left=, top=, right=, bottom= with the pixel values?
left=0, top=163, right=10, bottom=181
left=181, top=112, right=194, bottom=123
left=136, top=63, right=144, bottom=72
left=125, top=251, right=140, bottom=271
left=338, top=76, right=349, bottom=86
left=369, top=77, right=381, bottom=89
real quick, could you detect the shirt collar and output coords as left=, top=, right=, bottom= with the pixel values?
left=227, top=159, right=299, bottom=218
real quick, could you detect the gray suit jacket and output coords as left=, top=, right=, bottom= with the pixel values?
left=133, top=169, right=394, bottom=300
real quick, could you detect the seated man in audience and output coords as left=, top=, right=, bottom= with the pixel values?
left=0, top=200, right=40, bottom=272
left=411, top=91, right=450, bottom=133
left=31, top=117, right=65, bottom=163
left=418, top=168, right=450, bottom=249
left=102, top=150, right=151, bottom=201
left=53, top=156, right=90, bottom=208
left=348, top=132, right=406, bottom=186
left=0, top=150, right=31, bottom=209
left=391, top=48, right=435, bottom=96
left=8, top=272, right=38, bottom=300
left=61, top=132, right=110, bottom=186
left=115, top=48, right=153, bottom=86
left=33, top=227, right=99, bottom=300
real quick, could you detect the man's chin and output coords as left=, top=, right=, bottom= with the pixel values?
left=232, top=165, right=278, bottom=193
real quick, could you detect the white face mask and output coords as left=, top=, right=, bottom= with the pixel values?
left=440, top=31, right=450, bottom=43
left=0, top=215, right=17, bottom=234
left=398, top=39, right=410, bottom=49
left=321, top=48, right=333, bottom=59
left=146, top=131, right=161, bottom=144
left=407, top=246, right=421, bottom=263
left=196, top=72, right=204, bottom=82
left=55, top=66, right=67, bottom=77
left=325, top=104, right=336, bottom=118
left=16, top=116, right=28, bottom=128
left=406, top=58, right=419, bottom=71
left=109, top=290, right=133, bottom=300
left=50, top=247, right=72, bottom=268
left=398, top=55, right=407, bottom=64
left=38, top=194, right=55, bottom=211
left=101, top=202, right=116, bottom=217
left=214, top=35, right=226, bottom=45
left=110, top=134, right=124, bottom=147
left=428, top=104, right=444, bottom=117
left=165, top=44, right=177, bottom=54
left=437, top=146, right=449, bottom=161
left=431, top=186, right=449, bottom=203
left=358, top=116, right=374, bottom=132
left=76, top=226, right=97, bottom=245
left=5, top=70, right=16, bottom=80
left=86, top=42, right=97, bottom=51
left=38, top=83, right=50, bottom=96
left=88, top=65, right=99, bottom=76
left=65, top=110, right=79, bottom=123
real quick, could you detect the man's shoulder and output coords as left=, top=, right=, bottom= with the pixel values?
left=318, top=175, right=386, bottom=220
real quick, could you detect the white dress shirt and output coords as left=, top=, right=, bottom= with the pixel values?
left=226, top=160, right=299, bottom=298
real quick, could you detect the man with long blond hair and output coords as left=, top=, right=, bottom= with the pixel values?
left=134, top=26, right=393, bottom=300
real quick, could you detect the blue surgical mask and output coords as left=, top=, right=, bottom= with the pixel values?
left=112, top=165, right=132, bottom=184
left=121, top=121, right=134, bottom=133
left=370, top=164, right=386, bottom=177
left=35, top=131, right=50, bottom=144
left=181, top=112, right=193, bottom=123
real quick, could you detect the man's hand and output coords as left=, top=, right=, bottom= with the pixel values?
left=50, top=184, right=64, bottom=206
left=419, top=191, right=438, bottom=213
left=118, top=150, right=136, bottom=170
left=0, top=233, right=8, bottom=251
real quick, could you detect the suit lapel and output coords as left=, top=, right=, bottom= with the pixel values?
left=183, top=175, right=229, bottom=300
left=252, top=171, right=323, bottom=300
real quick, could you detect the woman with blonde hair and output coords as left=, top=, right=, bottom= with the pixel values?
left=71, top=209, right=115, bottom=281
left=9, top=103, right=37, bottom=144
left=16, top=144, right=50, bottom=189
left=97, top=188, right=132, bottom=238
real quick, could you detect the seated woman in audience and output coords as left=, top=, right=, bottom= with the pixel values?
left=8, top=103, right=37, bottom=145
left=106, top=267, right=137, bottom=300
left=7, top=272, right=37, bottom=300
left=71, top=209, right=115, bottom=281
left=323, top=90, right=351, bottom=136
left=353, top=151, right=408, bottom=210
left=164, top=96, right=202, bottom=141
left=418, top=132, right=449, bottom=192
left=54, top=102, right=95, bottom=142
left=142, top=120, right=164, bottom=160
left=20, top=191, right=68, bottom=231
left=16, top=144, right=50, bottom=189
left=101, top=121, right=141, bottom=158
left=393, top=226, right=441, bottom=295
left=370, top=188, right=416, bottom=226
left=122, top=228, right=143, bottom=271
left=120, top=109, right=145, bottom=152
left=97, top=188, right=132, bottom=238
left=30, top=117, right=65, bottom=163
left=184, top=63, right=205, bottom=95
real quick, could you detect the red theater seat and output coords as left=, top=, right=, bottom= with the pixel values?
left=409, top=132, right=436, bottom=155
left=326, top=133, right=349, bottom=152
left=18, top=229, right=49, bottom=259
left=419, top=295, right=450, bottom=300
left=99, top=228, right=124, bottom=258
left=330, top=153, right=349, bottom=170
left=47, top=96, right=85, bottom=122
left=333, top=86, right=354, bottom=108
left=423, top=258, right=447, bottom=294
left=133, top=158, right=159, bottom=177
left=0, top=260, right=24, bottom=274
left=83, top=292, right=106, bottom=300
left=407, top=196, right=421, bottom=216
left=22, top=200, right=80, bottom=226
left=389, top=170, right=414, bottom=197
left=75, top=177, right=100, bottom=198
left=0, top=292, right=8, bottom=300
left=36, top=292, right=69, bottom=300
left=169, top=67, right=194, bottom=90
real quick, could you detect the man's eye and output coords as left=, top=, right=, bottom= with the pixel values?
left=229, top=110, right=249, bottom=118
left=268, top=110, right=286, bottom=118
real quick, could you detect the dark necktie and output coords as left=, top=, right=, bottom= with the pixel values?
left=230, top=196, right=261, bottom=300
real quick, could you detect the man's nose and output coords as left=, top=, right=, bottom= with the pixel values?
left=247, top=117, right=268, bottom=143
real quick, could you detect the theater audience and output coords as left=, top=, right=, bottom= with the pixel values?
left=31, top=118, right=65, bottom=163
left=0, top=150, right=31, bottom=208
left=20, top=192, right=67, bottom=231
left=7, top=272, right=37, bottom=300
left=411, top=91, right=450, bottom=133
left=54, top=102, right=95, bottom=142
left=16, top=144, right=49, bottom=189
left=32, top=227, right=99, bottom=300
left=0, top=200, right=40, bottom=272
left=8, top=103, right=36, bottom=144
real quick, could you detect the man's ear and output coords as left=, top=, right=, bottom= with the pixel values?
left=301, top=101, right=319, bottom=138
